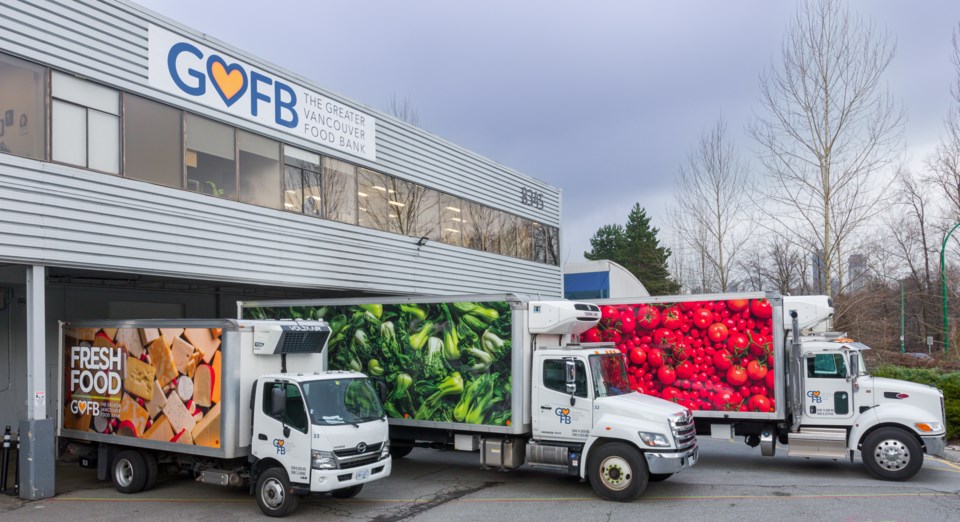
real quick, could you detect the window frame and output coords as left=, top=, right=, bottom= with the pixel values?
left=262, top=381, right=310, bottom=434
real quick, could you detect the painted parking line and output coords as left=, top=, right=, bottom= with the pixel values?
left=46, top=492, right=955, bottom=504
left=925, top=456, right=960, bottom=471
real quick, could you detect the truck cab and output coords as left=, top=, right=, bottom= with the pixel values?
left=251, top=371, right=391, bottom=515
left=526, top=303, right=697, bottom=501
left=784, top=297, right=947, bottom=480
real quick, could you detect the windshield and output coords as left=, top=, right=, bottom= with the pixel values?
left=301, top=378, right=384, bottom=425
left=589, top=354, right=631, bottom=397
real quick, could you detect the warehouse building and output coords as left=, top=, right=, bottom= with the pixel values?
left=0, top=0, right=561, bottom=498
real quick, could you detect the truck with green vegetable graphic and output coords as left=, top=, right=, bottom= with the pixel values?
left=241, top=295, right=697, bottom=501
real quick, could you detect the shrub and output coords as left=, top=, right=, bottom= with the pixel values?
left=871, top=365, right=959, bottom=441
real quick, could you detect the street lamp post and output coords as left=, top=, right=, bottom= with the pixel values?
left=941, top=223, right=960, bottom=354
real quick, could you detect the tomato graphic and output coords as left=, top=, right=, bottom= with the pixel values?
left=657, top=365, right=677, bottom=385
left=629, top=347, right=647, bottom=365
left=748, top=394, right=772, bottom=412
left=747, top=360, right=769, bottom=381
left=713, top=390, right=740, bottom=411
left=707, top=323, right=729, bottom=342
left=661, top=386, right=682, bottom=402
left=726, top=365, right=748, bottom=387
left=620, top=313, right=637, bottom=334
left=765, top=369, right=776, bottom=390
left=750, top=299, right=773, bottom=319
left=726, top=332, right=749, bottom=356
left=748, top=333, right=771, bottom=357
left=727, top=299, right=749, bottom=312
left=692, top=308, right=713, bottom=329
left=581, top=328, right=601, bottom=343
left=653, top=328, right=676, bottom=346
left=713, top=350, right=734, bottom=370
left=675, top=360, right=696, bottom=380
left=661, top=306, right=683, bottom=330
left=647, top=348, right=665, bottom=368
left=637, top=305, right=661, bottom=330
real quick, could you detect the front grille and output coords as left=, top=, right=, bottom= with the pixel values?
left=339, top=454, right=379, bottom=469
left=337, top=473, right=351, bottom=482
left=670, top=413, right=697, bottom=450
left=335, top=442, right=383, bottom=458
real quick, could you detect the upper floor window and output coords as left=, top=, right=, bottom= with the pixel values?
left=52, top=71, right=119, bottom=173
left=322, top=157, right=357, bottom=225
left=124, top=94, right=183, bottom=188
left=186, top=114, right=236, bottom=199
left=239, top=130, right=281, bottom=209
left=0, top=53, right=45, bottom=160
left=284, top=146, right=322, bottom=216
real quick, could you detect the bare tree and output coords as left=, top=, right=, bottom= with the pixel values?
left=386, top=94, right=421, bottom=127
left=671, top=117, right=753, bottom=292
left=749, top=0, right=905, bottom=298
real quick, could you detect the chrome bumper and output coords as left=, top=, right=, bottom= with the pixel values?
left=922, top=434, right=946, bottom=458
left=644, top=444, right=698, bottom=474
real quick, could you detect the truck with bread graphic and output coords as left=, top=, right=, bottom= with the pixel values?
left=58, top=319, right=391, bottom=517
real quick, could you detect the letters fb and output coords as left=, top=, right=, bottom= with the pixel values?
left=148, top=25, right=376, bottom=161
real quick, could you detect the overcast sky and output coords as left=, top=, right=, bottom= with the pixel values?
left=133, top=0, right=960, bottom=265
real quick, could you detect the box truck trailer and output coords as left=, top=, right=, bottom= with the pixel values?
left=241, top=294, right=697, bottom=501
left=58, top=319, right=391, bottom=517
left=585, top=292, right=947, bottom=480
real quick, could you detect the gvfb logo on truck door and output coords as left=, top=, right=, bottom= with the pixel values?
left=555, top=408, right=572, bottom=424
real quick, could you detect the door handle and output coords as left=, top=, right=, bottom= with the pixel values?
left=540, top=406, right=551, bottom=410
left=258, top=433, right=268, bottom=441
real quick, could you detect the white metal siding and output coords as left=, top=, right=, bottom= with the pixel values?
left=0, top=155, right=562, bottom=295
left=0, top=0, right=560, bottom=227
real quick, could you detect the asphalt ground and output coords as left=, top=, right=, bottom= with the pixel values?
left=2, top=437, right=959, bottom=521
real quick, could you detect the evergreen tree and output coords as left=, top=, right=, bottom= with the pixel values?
left=584, top=204, right=681, bottom=295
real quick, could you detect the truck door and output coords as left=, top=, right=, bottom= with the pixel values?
left=802, top=352, right=854, bottom=421
left=252, top=381, right=312, bottom=484
left=533, top=358, right=593, bottom=442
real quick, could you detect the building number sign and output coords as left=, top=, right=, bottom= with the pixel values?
left=521, top=187, right=545, bottom=210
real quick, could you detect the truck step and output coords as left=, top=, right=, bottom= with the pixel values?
left=787, top=428, right=848, bottom=460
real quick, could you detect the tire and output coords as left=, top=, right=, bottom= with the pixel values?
left=588, top=442, right=649, bottom=502
left=256, top=467, right=299, bottom=517
left=648, top=473, right=673, bottom=482
left=861, top=427, right=924, bottom=481
left=142, top=451, right=159, bottom=491
left=331, top=484, right=364, bottom=499
left=112, top=449, right=148, bottom=494
left=391, top=440, right=414, bottom=459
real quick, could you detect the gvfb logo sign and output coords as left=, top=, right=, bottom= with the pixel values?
left=149, top=25, right=376, bottom=161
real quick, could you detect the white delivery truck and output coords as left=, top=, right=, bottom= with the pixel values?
left=58, top=319, right=391, bottom=517
left=586, top=292, right=947, bottom=480
left=241, top=295, right=697, bottom=501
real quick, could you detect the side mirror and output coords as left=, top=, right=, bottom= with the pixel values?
left=564, top=359, right=577, bottom=395
left=848, top=354, right=859, bottom=382
left=270, top=386, right=286, bottom=418
left=377, top=380, right=388, bottom=404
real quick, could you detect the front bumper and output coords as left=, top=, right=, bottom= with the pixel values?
left=309, top=457, right=392, bottom=493
left=644, top=444, right=698, bottom=474
left=922, top=434, right=946, bottom=458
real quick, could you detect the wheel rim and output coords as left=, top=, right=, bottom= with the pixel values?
left=261, top=477, right=286, bottom=509
left=114, top=458, right=134, bottom=488
left=874, top=439, right=911, bottom=471
left=599, top=455, right=633, bottom=491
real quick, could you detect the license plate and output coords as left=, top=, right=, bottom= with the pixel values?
left=356, top=469, right=369, bottom=480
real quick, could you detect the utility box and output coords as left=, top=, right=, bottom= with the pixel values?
left=482, top=438, right=525, bottom=469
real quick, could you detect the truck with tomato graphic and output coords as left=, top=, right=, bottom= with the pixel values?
left=58, top=319, right=392, bottom=517
left=241, top=295, right=698, bottom=501
left=586, top=292, right=947, bottom=480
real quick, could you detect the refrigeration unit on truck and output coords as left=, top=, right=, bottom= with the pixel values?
left=58, top=319, right=392, bottom=517
left=585, top=292, right=947, bottom=481
left=240, top=294, right=698, bottom=501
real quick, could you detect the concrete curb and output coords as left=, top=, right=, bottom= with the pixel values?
left=944, top=446, right=960, bottom=463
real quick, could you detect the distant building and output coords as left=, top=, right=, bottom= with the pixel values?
left=848, top=254, right=867, bottom=292
left=564, top=260, right=649, bottom=299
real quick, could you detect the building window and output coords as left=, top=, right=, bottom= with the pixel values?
left=461, top=201, right=484, bottom=251
left=532, top=222, right=548, bottom=263
left=283, top=146, right=322, bottom=215
left=322, top=157, right=358, bottom=225
left=51, top=71, right=120, bottom=173
left=123, top=94, right=183, bottom=188
left=238, top=131, right=281, bottom=209
left=546, top=225, right=560, bottom=266
left=186, top=114, right=236, bottom=199
left=439, top=194, right=463, bottom=246
left=0, top=53, right=45, bottom=160
left=518, top=219, right=535, bottom=261
left=500, top=213, right=519, bottom=258
left=414, top=187, right=441, bottom=242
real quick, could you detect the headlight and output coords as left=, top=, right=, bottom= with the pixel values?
left=311, top=450, right=337, bottom=470
left=915, top=422, right=944, bottom=433
left=639, top=432, right=672, bottom=447
left=380, top=440, right=391, bottom=459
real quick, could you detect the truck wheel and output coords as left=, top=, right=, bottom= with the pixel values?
left=142, top=451, right=159, bottom=491
left=648, top=473, right=673, bottom=482
left=256, top=467, right=299, bottom=517
left=331, top=484, right=363, bottom=498
left=391, top=440, right=414, bottom=459
left=112, top=449, right=148, bottom=494
left=862, top=427, right=923, bottom=481
left=588, top=442, right=649, bottom=502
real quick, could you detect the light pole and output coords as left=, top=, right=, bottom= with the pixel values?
left=941, top=223, right=960, bottom=354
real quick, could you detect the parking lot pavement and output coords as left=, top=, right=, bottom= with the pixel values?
left=3, top=437, right=959, bottom=521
